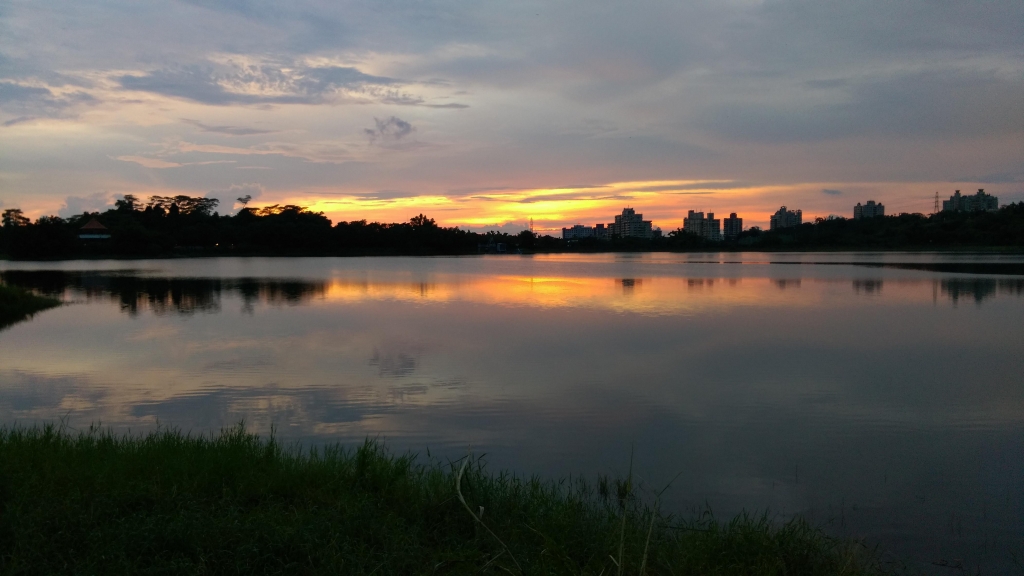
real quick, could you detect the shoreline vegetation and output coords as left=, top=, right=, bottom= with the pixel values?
left=2, top=196, right=1024, bottom=260
left=0, top=424, right=887, bottom=575
left=0, top=283, right=61, bottom=329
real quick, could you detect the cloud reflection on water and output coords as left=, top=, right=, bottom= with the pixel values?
left=1, top=258, right=1023, bottom=571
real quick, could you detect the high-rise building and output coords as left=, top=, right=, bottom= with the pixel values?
left=769, top=206, right=802, bottom=230
left=853, top=200, right=885, bottom=219
left=722, top=213, right=743, bottom=240
left=942, top=189, right=998, bottom=213
left=683, top=210, right=721, bottom=241
left=607, top=208, right=653, bottom=239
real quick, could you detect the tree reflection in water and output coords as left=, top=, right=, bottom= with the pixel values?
left=0, top=271, right=326, bottom=315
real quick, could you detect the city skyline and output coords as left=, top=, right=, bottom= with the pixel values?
left=1, top=1, right=1021, bottom=231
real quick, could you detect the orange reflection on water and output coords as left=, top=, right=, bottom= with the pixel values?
left=320, top=275, right=826, bottom=316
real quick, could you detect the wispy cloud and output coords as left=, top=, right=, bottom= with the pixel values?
left=182, top=119, right=276, bottom=136
left=114, top=155, right=237, bottom=169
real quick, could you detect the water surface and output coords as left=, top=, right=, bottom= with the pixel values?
left=2, top=253, right=1022, bottom=573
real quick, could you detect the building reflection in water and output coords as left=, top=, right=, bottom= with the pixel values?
left=619, top=278, right=641, bottom=295
left=852, top=279, right=883, bottom=294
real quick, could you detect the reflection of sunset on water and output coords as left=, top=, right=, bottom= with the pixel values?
left=319, top=275, right=828, bottom=316
left=2, top=256, right=1024, bottom=572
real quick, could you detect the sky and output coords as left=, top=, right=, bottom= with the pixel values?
left=1, top=0, right=1021, bottom=232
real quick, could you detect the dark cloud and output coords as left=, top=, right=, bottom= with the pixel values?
left=633, top=182, right=754, bottom=192
left=2, top=116, right=33, bottom=127
left=351, top=190, right=420, bottom=201
left=364, top=116, right=414, bottom=143
left=0, top=81, right=95, bottom=121
left=119, top=63, right=399, bottom=106
left=422, top=102, right=469, bottom=109
left=517, top=193, right=635, bottom=204
left=182, top=118, right=276, bottom=136
left=822, top=189, right=843, bottom=196
left=0, top=82, right=51, bottom=101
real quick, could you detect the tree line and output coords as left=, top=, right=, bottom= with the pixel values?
left=0, top=195, right=534, bottom=259
left=2, top=195, right=1024, bottom=259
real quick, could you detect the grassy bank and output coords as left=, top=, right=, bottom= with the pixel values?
left=0, top=425, right=885, bottom=575
left=0, top=283, right=61, bottom=329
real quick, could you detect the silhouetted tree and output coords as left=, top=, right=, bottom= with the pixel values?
left=2, top=209, right=30, bottom=228
left=115, top=194, right=140, bottom=212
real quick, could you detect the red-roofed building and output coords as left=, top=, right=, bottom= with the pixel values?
left=78, top=219, right=111, bottom=240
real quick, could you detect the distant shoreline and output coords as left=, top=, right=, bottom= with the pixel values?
left=0, top=283, right=62, bottom=329
left=3, top=201, right=1023, bottom=260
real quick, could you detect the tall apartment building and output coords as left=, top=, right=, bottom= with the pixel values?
left=608, top=208, right=653, bottom=239
left=942, top=189, right=998, bottom=213
left=683, top=210, right=722, bottom=241
left=853, top=200, right=885, bottom=219
left=769, top=206, right=802, bottom=230
left=722, top=213, right=743, bottom=240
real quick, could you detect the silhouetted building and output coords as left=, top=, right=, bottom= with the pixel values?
left=942, top=189, right=998, bottom=213
left=78, top=219, right=111, bottom=240
left=608, top=208, right=653, bottom=239
left=561, top=224, right=595, bottom=240
left=769, top=206, right=802, bottom=230
left=723, top=213, right=743, bottom=240
left=853, top=200, right=884, bottom=219
left=562, top=223, right=612, bottom=240
left=683, top=210, right=721, bottom=241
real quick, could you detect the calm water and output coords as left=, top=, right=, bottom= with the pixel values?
left=2, top=253, right=1022, bottom=573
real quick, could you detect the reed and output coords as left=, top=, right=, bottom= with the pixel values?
left=0, top=283, right=61, bottom=329
left=0, top=424, right=887, bottom=575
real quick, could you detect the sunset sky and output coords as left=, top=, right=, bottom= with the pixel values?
left=1, top=0, right=1021, bottom=232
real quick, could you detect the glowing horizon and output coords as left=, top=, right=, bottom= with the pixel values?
left=1, top=2, right=1020, bottom=231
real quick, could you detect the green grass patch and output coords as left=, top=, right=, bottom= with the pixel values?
left=0, top=283, right=61, bottom=329
left=0, top=424, right=886, bottom=575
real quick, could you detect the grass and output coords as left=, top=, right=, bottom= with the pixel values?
left=0, top=424, right=887, bottom=575
left=0, top=283, right=61, bottom=329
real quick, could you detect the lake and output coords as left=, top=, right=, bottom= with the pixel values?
left=1, top=253, right=1022, bottom=573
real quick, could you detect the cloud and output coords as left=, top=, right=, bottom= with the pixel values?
left=0, top=81, right=96, bottom=122
left=458, top=221, right=530, bottom=234
left=171, top=140, right=352, bottom=163
left=516, top=192, right=635, bottom=204
left=114, top=155, right=185, bottom=168
left=113, top=155, right=237, bottom=169
left=58, top=193, right=113, bottom=218
left=0, top=82, right=51, bottom=101
left=2, top=116, right=34, bottom=127
left=118, top=62, right=402, bottom=106
left=822, top=189, right=843, bottom=196
left=700, top=67, right=1024, bottom=143
left=350, top=190, right=420, bottom=201
left=207, top=183, right=264, bottom=213
left=364, top=116, right=414, bottom=143
left=182, top=119, right=276, bottom=136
